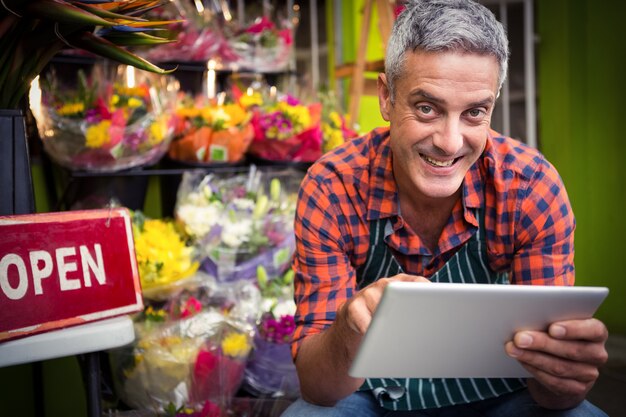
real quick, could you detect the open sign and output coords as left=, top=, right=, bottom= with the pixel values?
left=0, top=208, right=143, bottom=342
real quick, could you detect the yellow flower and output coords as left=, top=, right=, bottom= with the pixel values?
left=239, top=92, right=263, bottom=108
left=127, top=97, right=143, bottom=108
left=133, top=218, right=199, bottom=290
left=222, top=104, right=248, bottom=127
left=110, top=94, right=120, bottom=107
left=277, top=101, right=311, bottom=131
left=176, top=106, right=201, bottom=119
left=85, top=120, right=112, bottom=148
left=148, top=116, right=167, bottom=145
left=115, top=85, right=147, bottom=98
left=57, top=102, right=85, bottom=116
left=221, top=332, right=251, bottom=358
left=329, top=111, right=342, bottom=128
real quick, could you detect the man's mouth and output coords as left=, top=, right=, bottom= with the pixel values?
left=420, top=154, right=459, bottom=167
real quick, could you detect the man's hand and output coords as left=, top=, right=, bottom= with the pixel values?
left=296, top=273, right=429, bottom=406
left=341, top=273, right=431, bottom=335
left=505, top=318, right=608, bottom=409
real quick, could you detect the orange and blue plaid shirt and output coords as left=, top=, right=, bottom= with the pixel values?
left=292, top=126, right=575, bottom=357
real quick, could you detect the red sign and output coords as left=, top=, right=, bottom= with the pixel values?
left=0, top=208, right=142, bottom=342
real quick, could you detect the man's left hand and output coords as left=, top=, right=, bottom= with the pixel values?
left=505, top=318, right=608, bottom=409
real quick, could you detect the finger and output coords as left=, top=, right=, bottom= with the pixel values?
left=511, top=330, right=608, bottom=366
left=392, top=273, right=431, bottom=283
left=549, top=318, right=609, bottom=342
left=523, top=363, right=594, bottom=398
left=505, top=341, right=599, bottom=383
left=344, top=297, right=373, bottom=335
left=344, top=281, right=389, bottom=334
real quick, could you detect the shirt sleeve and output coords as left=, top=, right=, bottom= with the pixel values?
left=511, top=156, right=576, bottom=286
left=290, top=171, right=358, bottom=358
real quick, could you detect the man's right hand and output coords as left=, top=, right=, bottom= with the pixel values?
left=341, top=274, right=432, bottom=335
left=295, top=273, right=430, bottom=406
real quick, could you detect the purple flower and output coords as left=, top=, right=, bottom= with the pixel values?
left=260, top=314, right=295, bottom=344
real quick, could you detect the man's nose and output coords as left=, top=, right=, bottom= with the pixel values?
left=433, top=117, right=463, bottom=155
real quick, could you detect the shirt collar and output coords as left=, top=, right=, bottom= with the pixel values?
left=366, top=127, right=495, bottom=226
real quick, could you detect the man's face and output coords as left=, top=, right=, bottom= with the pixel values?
left=378, top=50, right=499, bottom=203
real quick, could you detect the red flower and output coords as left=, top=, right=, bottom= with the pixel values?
left=245, top=16, right=275, bottom=34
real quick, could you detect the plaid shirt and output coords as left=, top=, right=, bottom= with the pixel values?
left=292, top=126, right=575, bottom=357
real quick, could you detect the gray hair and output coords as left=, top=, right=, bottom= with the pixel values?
left=385, top=0, right=509, bottom=101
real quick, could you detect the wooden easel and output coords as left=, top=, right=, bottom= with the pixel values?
left=335, top=0, right=396, bottom=125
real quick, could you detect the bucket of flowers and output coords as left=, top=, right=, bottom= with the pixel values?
left=243, top=89, right=324, bottom=164
left=243, top=266, right=299, bottom=398
left=222, top=14, right=295, bottom=73
left=131, top=211, right=203, bottom=302
left=174, top=167, right=302, bottom=283
left=109, top=280, right=260, bottom=412
left=141, top=1, right=224, bottom=64
left=167, top=93, right=254, bottom=165
left=33, top=64, right=178, bottom=172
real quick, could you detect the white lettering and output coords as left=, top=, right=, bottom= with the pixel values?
left=0, top=254, right=28, bottom=300
left=56, top=247, right=80, bottom=291
left=30, top=250, right=53, bottom=295
left=80, top=244, right=106, bottom=287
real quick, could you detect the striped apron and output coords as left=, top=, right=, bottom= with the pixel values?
left=355, top=209, right=527, bottom=410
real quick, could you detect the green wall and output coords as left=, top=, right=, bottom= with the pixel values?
left=537, top=0, right=626, bottom=334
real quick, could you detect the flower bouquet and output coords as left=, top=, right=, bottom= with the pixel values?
left=131, top=211, right=201, bottom=301
left=33, top=65, right=178, bottom=172
left=243, top=267, right=299, bottom=398
left=222, top=15, right=295, bottom=72
left=319, top=90, right=359, bottom=154
left=110, top=279, right=260, bottom=412
left=140, top=1, right=224, bottom=63
left=168, top=94, right=254, bottom=165
left=245, top=91, right=324, bottom=163
left=175, top=167, right=302, bottom=283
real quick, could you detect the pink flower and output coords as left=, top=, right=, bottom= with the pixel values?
left=181, top=297, right=203, bottom=318
left=278, top=29, right=293, bottom=45
left=106, top=109, right=126, bottom=149
left=245, top=16, right=275, bottom=34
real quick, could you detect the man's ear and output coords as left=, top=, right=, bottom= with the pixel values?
left=378, top=73, right=391, bottom=122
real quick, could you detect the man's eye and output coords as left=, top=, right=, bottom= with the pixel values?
left=418, top=105, right=433, bottom=114
left=468, top=109, right=484, bottom=118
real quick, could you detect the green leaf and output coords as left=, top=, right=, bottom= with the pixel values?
left=72, top=2, right=146, bottom=22
left=102, top=31, right=175, bottom=46
left=70, top=31, right=176, bottom=74
left=26, top=0, right=118, bottom=28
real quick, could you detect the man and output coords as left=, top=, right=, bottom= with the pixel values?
left=281, top=0, right=609, bottom=416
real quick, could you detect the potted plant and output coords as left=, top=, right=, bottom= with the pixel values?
left=0, top=0, right=177, bottom=215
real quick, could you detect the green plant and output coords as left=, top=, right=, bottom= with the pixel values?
left=0, top=0, right=177, bottom=108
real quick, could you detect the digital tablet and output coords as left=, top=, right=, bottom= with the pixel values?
left=349, top=282, right=609, bottom=379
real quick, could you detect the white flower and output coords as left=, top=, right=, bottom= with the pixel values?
left=272, top=298, right=296, bottom=318
left=232, top=197, right=255, bottom=212
left=176, top=204, right=221, bottom=238
left=221, top=218, right=253, bottom=248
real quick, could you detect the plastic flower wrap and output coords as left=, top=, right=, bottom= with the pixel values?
left=243, top=266, right=299, bottom=398
left=132, top=211, right=201, bottom=301
left=168, top=93, right=254, bottom=164
left=140, top=2, right=223, bottom=63
left=175, top=167, right=302, bottom=283
left=33, top=65, right=178, bottom=172
left=244, top=90, right=324, bottom=163
left=110, top=279, right=260, bottom=412
left=222, top=15, right=295, bottom=72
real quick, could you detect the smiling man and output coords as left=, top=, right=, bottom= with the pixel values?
left=281, top=1, right=609, bottom=416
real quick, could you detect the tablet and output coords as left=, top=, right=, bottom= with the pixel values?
left=349, top=282, right=609, bottom=379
